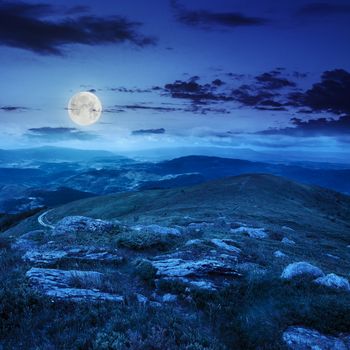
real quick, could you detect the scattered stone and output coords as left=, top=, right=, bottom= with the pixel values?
left=282, top=237, right=296, bottom=245
left=185, top=239, right=203, bottom=246
left=22, top=247, right=123, bottom=265
left=274, top=250, right=287, bottom=258
left=210, top=239, right=242, bottom=254
left=314, top=273, right=350, bottom=292
left=283, top=326, right=349, bottom=350
left=326, top=253, right=340, bottom=260
left=156, top=276, right=217, bottom=291
left=162, top=293, right=177, bottom=302
left=230, top=226, right=268, bottom=239
left=135, top=293, right=148, bottom=304
left=53, top=216, right=118, bottom=236
left=26, top=267, right=123, bottom=302
left=149, top=301, right=162, bottom=308
left=131, top=224, right=181, bottom=236
left=23, top=250, right=67, bottom=265
left=152, top=257, right=241, bottom=278
left=281, top=262, right=324, bottom=280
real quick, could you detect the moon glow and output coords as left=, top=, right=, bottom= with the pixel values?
left=68, top=92, right=102, bottom=126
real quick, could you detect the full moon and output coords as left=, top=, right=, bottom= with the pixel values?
left=68, top=92, right=102, bottom=126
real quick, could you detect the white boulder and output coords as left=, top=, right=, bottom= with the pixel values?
left=314, top=273, right=350, bottom=292
left=281, top=262, right=324, bottom=280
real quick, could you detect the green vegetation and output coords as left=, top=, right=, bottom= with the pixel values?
left=1, top=174, right=350, bottom=349
left=117, top=230, right=179, bottom=250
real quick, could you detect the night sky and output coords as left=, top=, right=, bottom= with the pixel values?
left=0, top=0, right=349, bottom=162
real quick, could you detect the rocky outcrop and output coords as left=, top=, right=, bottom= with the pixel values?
left=230, top=226, right=268, bottom=239
left=282, top=237, right=296, bottom=245
left=210, top=239, right=242, bottom=254
left=274, top=250, right=287, bottom=258
left=314, top=273, right=350, bottom=292
left=23, top=247, right=123, bottom=265
left=53, top=216, right=118, bottom=236
left=131, top=224, right=181, bottom=236
left=281, top=262, right=324, bottom=280
left=283, top=326, right=350, bottom=350
left=26, top=267, right=123, bottom=302
left=152, top=257, right=241, bottom=278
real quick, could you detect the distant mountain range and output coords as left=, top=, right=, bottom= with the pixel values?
left=0, top=147, right=349, bottom=214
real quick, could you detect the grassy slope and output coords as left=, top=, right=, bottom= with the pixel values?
left=2, top=174, right=350, bottom=349
left=48, top=173, right=350, bottom=236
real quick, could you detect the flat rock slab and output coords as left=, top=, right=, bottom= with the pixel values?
left=23, top=247, right=124, bottom=265
left=26, top=267, right=123, bottom=303
left=53, top=216, right=118, bottom=236
left=131, top=224, right=181, bottom=236
left=152, top=257, right=241, bottom=278
left=230, top=226, right=268, bottom=239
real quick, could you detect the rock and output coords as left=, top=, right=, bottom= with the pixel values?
left=185, top=279, right=217, bottom=290
left=22, top=247, right=123, bottom=265
left=281, top=262, right=324, bottom=280
left=152, top=257, right=241, bottom=278
left=282, top=226, right=295, bottom=231
left=185, top=239, right=203, bottom=246
left=23, top=250, right=67, bottom=264
left=326, top=253, right=340, bottom=260
left=149, top=301, right=162, bottom=308
left=230, top=226, right=268, bottom=239
left=162, top=293, right=177, bottom=302
left=274, top=250, right=287, bottom=258
left=53, top=216, right=117, bottom=236
left=282, top=237, right=296, bottom=245
left=314, top=273, right=350, bottom=292
left=135, top=293, right=148, bottom=304
left=157, top=277, right=217, bottom=291
left=26, top=267, right=123, bottom=302
left=283, top=326, right=348, bottom=350
left=131, top=224, right=181, bottom=236
left=210, top=239, right=242, bottom=254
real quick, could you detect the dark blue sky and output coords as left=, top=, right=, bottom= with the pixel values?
left=0, top=0, right=349, bottom=162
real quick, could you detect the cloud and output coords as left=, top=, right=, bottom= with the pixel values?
left=259, top=115, right=350, bottom=137
left=297, top=2, right=350, bottom=16
left=164, top=76, right=233, bottom=102
left=255, top=71, right=296, bottom=89
left=287, top=69, right=350, bottom=114
left=25, top=127, right=97, bottom=141
left=109, top=87, right=153, bottom=93
left=132, top=128, right=166, bottom=135
left=0, top=105, right=29, bottom=112
left=108, top=104, right=180, bottom=113
left=171, top=0, right=267, bottom=29
left=0, top=1, right=155, bottom=55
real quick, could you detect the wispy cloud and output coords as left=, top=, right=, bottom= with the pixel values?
left=25, top=127, right=97, bottom=141
left=171, top=0, right=268, bottom=30
left=258, top=115, right=350, bottom=137
left=0, top=105, right=30, bottom=112
left=132, top=128, right=166, bottom=135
